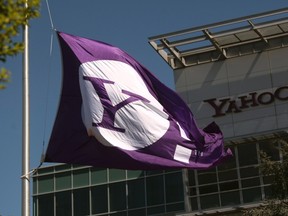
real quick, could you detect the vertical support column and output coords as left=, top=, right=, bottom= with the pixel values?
left=182, top=169, right=192, bottom=213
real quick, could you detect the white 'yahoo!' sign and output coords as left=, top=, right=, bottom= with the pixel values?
left=204, top=86, right=288, bottom=117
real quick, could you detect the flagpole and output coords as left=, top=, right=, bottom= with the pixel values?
left=22, top=0, right=30, bottom=215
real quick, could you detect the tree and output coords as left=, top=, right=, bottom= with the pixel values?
left=0, top=0, right=40, bottom=89
left=243, top=137, right=288, bottom=216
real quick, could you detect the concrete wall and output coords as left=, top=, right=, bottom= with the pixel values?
left=174, top=47, right=288, bottom=139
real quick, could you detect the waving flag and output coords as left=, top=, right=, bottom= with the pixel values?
left=44, top=32, right=232, bottom=170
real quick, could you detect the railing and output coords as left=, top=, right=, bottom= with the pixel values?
left=149, top=7, right=288, bottom=69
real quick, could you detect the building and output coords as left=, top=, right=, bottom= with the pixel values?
left=33, top=8, right=288, bottom=216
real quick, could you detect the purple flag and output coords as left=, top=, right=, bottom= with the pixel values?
left=44, top=32, right=232, bottom=170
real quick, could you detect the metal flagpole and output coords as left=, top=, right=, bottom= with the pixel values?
left=22, top=0, right=30, bottom=215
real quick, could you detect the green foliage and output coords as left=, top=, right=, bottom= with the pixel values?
left=243, top=138, right=288, bottom=216
left=261, top=140, right=288, bottom=200
left=0, top=68, right=10, bottom=89
left=0, top=0, right=40, bottom=89
left=243, top=200, right=288, bottom=216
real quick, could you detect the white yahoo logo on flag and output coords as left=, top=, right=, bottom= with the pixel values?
left=79, top=60, right=170, bottom=151
left=83, top=76, right=150, bottom=133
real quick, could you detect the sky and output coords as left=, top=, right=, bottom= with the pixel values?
left=0, top=1, right=288, bottom=215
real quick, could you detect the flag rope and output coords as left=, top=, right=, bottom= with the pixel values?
left=41, top=30, right=54, bottom=147
left=20, top=161, right=43, bottom=180
left=41, top=0, right=56, bottom=165
left=45, top=0, right=54, bottom=30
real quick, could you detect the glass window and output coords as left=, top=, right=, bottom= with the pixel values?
left=240, top=167, right=259, bottom=178
left=128, top=179, right=145, bottom=209
left=218, top=169, right=238, bottom=181
left=165, top=172, right=184, bottom=203
left=199, top=184, right=218, bottom=194
left=189, top=187, right=197, bottom=196
left=241, top=177, right=260, bottom=188
left=110, top=212, right=127, bottom=216
left=56, top=172, right=71, bottom=190
left=38, top=194, right=54, bottom=216
left=91, top=185, right=108, bottom=214
left=221, top=191, right=240, bottom=206
left=91, top=168, right=107, bottom=185
left=56, top=191, right=71, bottom=216
left=243, top=188, right=262, bottom=203
left=37, top=167, right=54, bottom=175
left=38, top=175, right=54, bottom=193
left=127, top=170, right=144, bottom=179
left=73, top=169, right=89, bottom=187
left=110, top=182, right=127, bottom=211
left=197, top=168, right=217, bottom=185
left=165, top=169, right=181, bottom=173
left=73, top=188, right=90, bottom=216
left=109, top=169, right=126, bottom=182
left=219, top=181, right=239, bottom=192
left=128, top=208, right=146, bottom=216
left=238, top=143, right=258, bottom=166
left=190, top=197, right=198, bottom=211
left=166, top=202, right=185, bottom=213
left=33, top=197, right=37, bottom=216
left=200, top=194, right=220, bottom=209
left=188, top=170, right=196, bottom=186
left=33, top=178, right=37, bottom=195
left=147, top=206, right=165, bottom=215
left=146, top=170, right=163, bottom=176
left=146, top=175, right=164, bottom=206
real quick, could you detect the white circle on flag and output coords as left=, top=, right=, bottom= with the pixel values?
left=79, top=60, right=170, bottom=150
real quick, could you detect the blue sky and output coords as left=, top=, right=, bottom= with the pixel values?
left=0, top=1, right=288, bottom=215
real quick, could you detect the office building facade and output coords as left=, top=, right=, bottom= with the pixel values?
left=33, top=8, right=288, bottom=216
